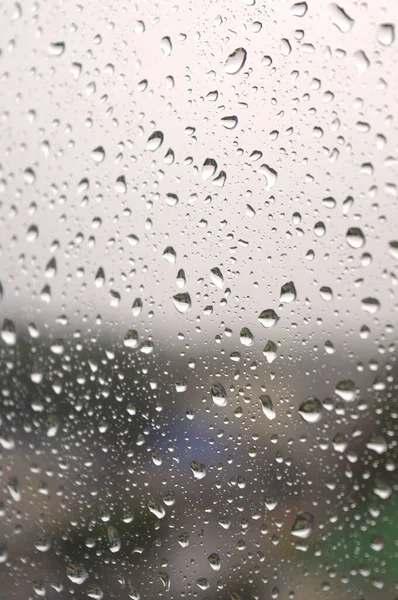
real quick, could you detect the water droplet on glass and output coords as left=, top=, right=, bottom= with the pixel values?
left=190, top=459, right=206, bottom=479
left=91, top=146, right=105, bottom=163
left=147, top=131, right=164, bottom=151
left=258, top=309, right=279, bottom=328
left=66, top=563, right=88, bottom=584
left=224, top=47, right=247, bottom=74
left=378, top=23, right=395, bottom=46
left=260, top=164, right=278, bottom=190
left=107, top=525, right=121, bottom=553
left=291, top=512, right=314, bottom=538
left=329, top=3, right=354, bottom=33
left=263, top=340, right=278, bottom=363
left=1, top=319, right=16, bottom=346
left=221, top=115, right=238, bottom=129
left=346, top=227, right=365, bottom=248
left=173, top=292, right=192, bottom=313
left=291, top=2, right=308, bottom=17
left=148, top=498, right=166, bottom=519
left=299, top=398, right=322, bottom=423
left=366, top=434, right=387, bottom=455
left=208, top=552, right=221, bottom=571
left=202, top=158, right=217, bottom=180
left=240, top=327, right=254, bottom=347
left=259, top=394, right=276, bottom=420
left=335, top=379, right=356, bottom=401
left=48, top=42, right=65, bottom=56
left=280, top=281, right=297, bottom=303
left=160, top=36, right=172, bottom=56
left=210, top=267, right=224, bottom=288
left=127, top=580, right=140, bottom=600
left=361, top=297, right=380, bottom=314
left=211, top=383, right=227, bottom=407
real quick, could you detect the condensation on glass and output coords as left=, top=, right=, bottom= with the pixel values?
left=0, top=1, right=397, bottom=599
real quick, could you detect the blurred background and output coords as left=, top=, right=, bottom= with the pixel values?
left=0, top=0, right=398, bottom=598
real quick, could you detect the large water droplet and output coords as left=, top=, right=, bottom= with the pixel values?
left=329, top=3, right=354, bottom=33
left=190, top=460, right=206, bottom=479
left=224, top=47, right=247, bottom=74
left=173, top=292, right=192, bottom=313
left=263, top=340, right=278, bottom=363
left=346, top=227, right=365, bottom=248
left=208, top=552, right=221, bottom=571
left=258, top=309, right=279, bottom=328
left=299, top=398, right=322, bottom=423
left=335, top=379, right=356, bottom=401
left=259, top=394, right=276, bottom=420
left=378, top=23, right=395, bottom=46
left=291, top=512, right=314, bottom=538
left=147, top=131, right=164, bottom=151
left=211, top=383, right=227, bottom=407
left=280, top=281, right=297, bottom=303
left=66, top=563, right=88, bottom=584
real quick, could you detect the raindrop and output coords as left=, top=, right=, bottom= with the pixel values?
left=190, top=460, right=206, bottom=479
left=107, top=526, right=121, bottom=553
left=115, top=176, right=127, bottom=194
left=148, top=498, right=166, bottom=518
left=240, top=327, right=254, bottom=346
left=210, top=267, right=224, bottom=288
left=208, top=553, right=221, bottom=571
left=91, top=146, right=105, bottom=163
left=221, top=115, right=238, bottom=129
left=224, top=47, right=247, bottom=74
left=346, top=227, right=365, bottom=248
left=211, top=383, right=227, bottom=407
left=335, top=379, right=356, bottom=401
left=378, top=24, right=395, bottom=46
left=291, top=512, right=314, bottom=538
left=161, top=36, right=172, bottom=56
left=127, top=580, right=140, bottom=600
left=1, top=319, right=16, bottom=346
left=147, top=131, right=164, bottom=151
left=259, top=394, right=276, bottom=420
left=263, top=340, right=278, bottom=363
left=361, top=297, right=380, bottom=313
left=260, top=164, right=278, bottom=190
left=48, top=42, right=65, bottom=56
left=299, top=398, right=322, bottom=423
left=66, top=563, right=88, bottom=585
left=258, top=309, right=279, bottom=328
left=329, top=3, right=354, bottom=33
left=280, top=281, right=297, bottom=303
left=173, top=292, right=192, bottom=313
left=202, top=158, right=217, bottom=180
left=291, top=2, right=308, bottom=17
